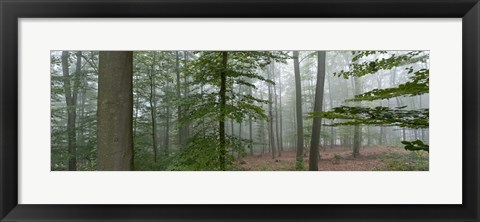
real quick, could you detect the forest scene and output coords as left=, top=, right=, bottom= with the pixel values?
left=51, top=50, right=429, bottom=171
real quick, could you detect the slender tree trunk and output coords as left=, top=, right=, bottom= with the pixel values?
left=376, top=74, right=385, bottom=145
left=148, top=54, right=158, bottom=163
left=183, top=52, right=190, bottom=141
left=293, top=51, right=304, bottom=170
left=238, top=121, right=242, bottom=158
left=249, top=87, right=254, bottom=156
left=327, top=74, right=335, bottom=148
left=175, top=51, right=184, bottom=148
left=352, top=76, right=362, bottom=158
left=133, top=89, right=140, bottom=140
left=278, top=67, right=284, bottom=152
left=367, top=126, right=371, bottom=146
left=272, top=63, right=281, bottom=157
left=419, top=95, right=426, bottom=141
left=78, top=57, right=88, bottom=167
left=308, top=51, right=326, bottom=171
left=267, top=67, right=276, bottom=159
left=165, top=79, right=170, bottom=156
left=218, top=52, right=228, bottom=170
left=61, top=51, right=78, bottom=171
left=97, top=51, right=133, bottom=171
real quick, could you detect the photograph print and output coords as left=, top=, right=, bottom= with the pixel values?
left=51, top=50, right=429, bottom=171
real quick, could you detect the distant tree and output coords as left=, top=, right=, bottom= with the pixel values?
left=293, top=51, right=305, bottom=170
left=171, top=51, right=288, bottom=170
left=315, top=51, right=429, bottom=152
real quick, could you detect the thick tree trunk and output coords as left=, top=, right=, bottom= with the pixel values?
left=97, top=51, right=133, bottom=171
left=293, top=51, right=304, bottom=170
left=218, top=52, right=228, bottom=170
left=308, top=51, right=326, bottom=171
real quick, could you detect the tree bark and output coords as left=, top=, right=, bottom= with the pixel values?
left=352, top=76, right=362, bottom=158
left=327, top=74, right=335, bottom=148
left=308, top=51, right=326, bottom=171
left=61, top=51, right=78, bottom=171
left=272, top=63, right=281, bottom=157
left=148, top=53, right=158, bottom=162
left=218, top=52, right=228, bottom=170
left=267, top=66, right=276, bottom=159
left=97, top=51, right=133, bottom=171
left=293, top=51, right=304, bottom=170
left=249, top=87, right=254, bottom=156
left=175, top=51, right=184, bottom=148
left=165, top=78, right=170, bottom=156
left=278, top=66, right=284, bottom=152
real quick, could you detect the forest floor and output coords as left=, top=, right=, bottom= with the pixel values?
left=235, top=146, right=428, bottom=171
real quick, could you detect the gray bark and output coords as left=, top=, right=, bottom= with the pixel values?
left=97, top=51, right=133, bottom=171
left=293, top=51, right=304, bottom=169
left=267, top=67, right=276, bottom=159
left=61, top=51, right=78, bottom=171
left=308, top=51, right=326, bottom=171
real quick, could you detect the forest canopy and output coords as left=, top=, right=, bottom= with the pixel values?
left=51, top=50, right=429, bottom=171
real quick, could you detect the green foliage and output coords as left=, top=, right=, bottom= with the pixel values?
left=401, top=140, right=429, bottom=152
left=51, top=51, right=99, bottom=171
left=321, top=50, right=429, bottom=153
left=376, top=151, right=429, bottom=171
left=179, top=51, right=289, bottom=170
left=134, top=151, right=172, bottom=171
left=336, top=51, right=423, bottom=78
left=334, top=153, right=343, bottom=160
left=168, top=134, right=247, bottom=171
left=295, top=156, right=305, bottom=170
left=349, top=68, right=429, bottom=102
left=312, top=106, right=428, bottom=129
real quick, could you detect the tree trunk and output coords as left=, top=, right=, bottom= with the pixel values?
left=165, top=79, right=170, bottom=156
left=327, top=74, right=335, bottom=148
left=272, top=63, right=281, bottom=157
left=267, top=67, right=276, bottom=159
left=97, top=51, right=133, bottom=171
left=249, top=87, right=254, bottom=156
left=293, top=51, right=304, bottom=170
left=175, top=51, right=184, bottom=148
left=218, top=52, right=228, bottom=170
left=61, top=51, right=78, bottom=171
left=376, top=74, right=385, bottom=145
left=183, top=52, right=190, bottom=141
left=308, top=51, right=326, bottom=171
left=278, top=66, right=284, bottom=152
left=352, top=76, right=362, bottom=158
left=148, top=53, right=158, bottom=162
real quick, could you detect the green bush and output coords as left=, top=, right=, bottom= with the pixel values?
left=376, top=151, right=429, bottom=171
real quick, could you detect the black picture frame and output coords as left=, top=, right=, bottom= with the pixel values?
left=1, top=0, right=479, bottom=221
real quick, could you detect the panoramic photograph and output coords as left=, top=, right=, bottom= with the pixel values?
left=51, top=50, right=429, bottom=171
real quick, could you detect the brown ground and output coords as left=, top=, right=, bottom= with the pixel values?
left=236, top=146, right=411, bottom=171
